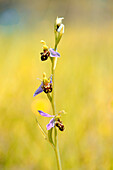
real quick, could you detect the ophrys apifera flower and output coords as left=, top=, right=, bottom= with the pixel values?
left=40, top=40, right=60, bottom=61
left=38, top=110, right=65, bottom=131
left=33, top=72, right=52, bottom=97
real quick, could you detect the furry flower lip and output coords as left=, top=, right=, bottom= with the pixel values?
left=40, top=40, right=60, bottom=61
left=33, top=72, right=52, bottom=97
left=38, top=110, right=65, bottom=131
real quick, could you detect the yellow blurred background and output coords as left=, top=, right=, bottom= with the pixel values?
left=0, top=0, right=113, bottom=169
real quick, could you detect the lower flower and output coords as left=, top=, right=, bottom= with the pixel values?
left=38, top=110, right=65, bottom=131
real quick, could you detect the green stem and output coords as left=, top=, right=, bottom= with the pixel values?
left=54, top=128, right=62, bottom=170
left=47, top=93, right=52, bottom=103
left=51, top=48, right=62, bottom=170
left=51, top=58, right=56, bottom=115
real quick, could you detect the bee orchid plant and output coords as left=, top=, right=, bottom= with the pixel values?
left=33, top=17, right=65, bottom=170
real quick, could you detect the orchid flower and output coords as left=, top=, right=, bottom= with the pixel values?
left=40, top=40, right=60, bottom=61
left=33, top=73, right=52, bottom=97
left=38, top=110, right=65, bottom=131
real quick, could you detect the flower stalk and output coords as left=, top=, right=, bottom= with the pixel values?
left=33, top=17, right=64, bottom=170
left=51, top=58, right=56, bottom=115
left=51, top=16, right=64, bottom=167
left=52, top=51, right=61, bottom=170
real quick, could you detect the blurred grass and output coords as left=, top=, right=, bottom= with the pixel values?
left=0, top=23, right=113, bottom=170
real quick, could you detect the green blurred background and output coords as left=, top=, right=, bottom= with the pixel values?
left=0, top=0, right=113, bottom=169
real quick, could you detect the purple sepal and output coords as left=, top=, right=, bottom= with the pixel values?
left=49, top=48, right=60, bottom=58
left=38, top=110, right=53, bottom=117
left=46, top=118, right=55, bottom=130
left=33, top=82, right=43, bottom=97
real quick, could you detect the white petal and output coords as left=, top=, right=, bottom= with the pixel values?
left=57, top=24, right=64, bottom=34
left=56, top=17, right=64, bottom=25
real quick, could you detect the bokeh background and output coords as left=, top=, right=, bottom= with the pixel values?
left=0, top=0, right=113, bottom=169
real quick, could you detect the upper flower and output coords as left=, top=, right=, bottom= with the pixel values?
left=40, top=40, right=60, bottom=61
left=56, top=17, right=64, bottom=25
left=33, top=72, right=52, bottom=97
left=55, top=17, right=64, bottom=34
left=38, top=110, right=65, bottom=131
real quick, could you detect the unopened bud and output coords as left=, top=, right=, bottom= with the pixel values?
left=56, top=17, right=64, bottom=25
left=57, top=24, right=64, bottom=35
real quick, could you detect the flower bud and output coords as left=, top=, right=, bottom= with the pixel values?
left=55, top=17, right=64, bottom=35
left=57, top=24, right=64, bottom=35
left=56, top=17, right=64, bottom=26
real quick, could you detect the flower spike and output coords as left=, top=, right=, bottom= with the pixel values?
left=33, top=17, right=65, bottom=168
